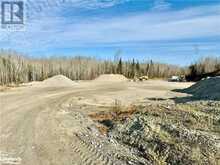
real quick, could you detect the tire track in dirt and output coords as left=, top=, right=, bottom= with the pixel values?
left=0, top=83, right=133, bottom=164
left=50, top=89, right=119, bottom=165
left=29, top=87, right=112, bottom=165
left=70, top=135, right=114, bottom=165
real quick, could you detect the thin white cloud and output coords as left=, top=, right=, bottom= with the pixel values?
left=151, top=0, right=171, bottom=11
left=26, top=0, right=131, bottom=17
left=0, top=2, right=220, bottom=53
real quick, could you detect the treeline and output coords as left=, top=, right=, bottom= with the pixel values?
left=0, top=51, right=184, bottom=85
left=1, top=51, right=219, bottom=85
left=186, top=57, right=220, bottom=81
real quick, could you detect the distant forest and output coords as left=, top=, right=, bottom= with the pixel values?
left=0, top=50, right=219, bottom=85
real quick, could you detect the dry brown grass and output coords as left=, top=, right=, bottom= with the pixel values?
left=89, top=104, right=137, bottom=122
left=89, top=103, right=138, bottom=135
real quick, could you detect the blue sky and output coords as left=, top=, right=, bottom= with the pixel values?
left=0, top=0, right=220, bottom=66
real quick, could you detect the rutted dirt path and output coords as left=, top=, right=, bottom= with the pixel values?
left=0, top=81, right=193, bottom=165
left=0, top=84, right=123, bottom=165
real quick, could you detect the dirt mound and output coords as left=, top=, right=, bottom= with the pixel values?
left=94, top=74, right=128, bottom=82
left=41, top=75, right=76, bottom=87
left=183, top=76, right=220, bottom=100
left=100, top=102, right=220, bottom=164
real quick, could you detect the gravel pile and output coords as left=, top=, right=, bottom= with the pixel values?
left=183, top=77, right=220, bottom=100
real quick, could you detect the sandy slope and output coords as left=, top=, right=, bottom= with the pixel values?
left=41, top=75, right=77, bottom=87
left=0, top=79, right=193, bottom=165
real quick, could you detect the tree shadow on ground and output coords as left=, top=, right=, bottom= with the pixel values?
left=170, top=96, right=199, bottom=104
left=171, top=89, right=219, bottom=103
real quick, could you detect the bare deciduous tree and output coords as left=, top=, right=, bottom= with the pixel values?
left=2, top=51, right=213, bottom=85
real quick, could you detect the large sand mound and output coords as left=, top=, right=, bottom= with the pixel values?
left=94, top=74, right=128, bottom=82
left=41, top=75, right=76, bottom=87
left=182, top=76, right=220, bottom=100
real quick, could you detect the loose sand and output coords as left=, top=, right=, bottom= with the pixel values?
left=0, top=79, right=194, bottom=165
left=41, top=75, right=77, bottom=87
left=94, top=74, right=128, bottom=82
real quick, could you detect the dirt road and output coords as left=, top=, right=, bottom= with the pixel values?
left=0, top=80, right=193, bottom=165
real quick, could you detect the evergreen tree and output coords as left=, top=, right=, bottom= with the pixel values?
left=131, top=59, right=135, bottom=78
left=117, top=58, right=123, bottom=74
left=135, top=61, right=140, bottom=76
